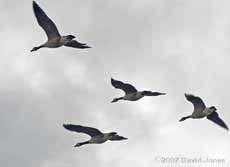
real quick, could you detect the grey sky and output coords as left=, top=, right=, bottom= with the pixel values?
left=0, top=0, right=229, bottom=167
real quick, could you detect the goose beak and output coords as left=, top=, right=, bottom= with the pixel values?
left=31, top=48, right=36, bottom=52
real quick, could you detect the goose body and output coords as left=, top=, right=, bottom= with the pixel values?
left=88, top=133, right=115, bottom=144
left=31, top=1, right=90, bottom=52
left=180, top=93, right=229, bottom=131
left=123, top=92, right=144, bottom=101
left=111, top=78, right=166, bottom=102
left=63, top=124, right=127, bottom=147
left=43, top=37, right=63, bottom=48
left=190, top=107, right=212, bottom=118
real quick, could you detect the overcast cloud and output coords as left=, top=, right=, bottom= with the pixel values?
left=0, top=0, right=229, bottom=167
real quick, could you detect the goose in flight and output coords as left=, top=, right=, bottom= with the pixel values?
left=31, top=1, right=90, bottom=52
left=63, top=124, right=127, bottom=147
left=111, top=78, right=166, bottom=102
left=180, top=93, right=229, bottom=130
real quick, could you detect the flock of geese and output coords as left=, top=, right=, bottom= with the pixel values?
left=31, top=1, right=229, bottom=147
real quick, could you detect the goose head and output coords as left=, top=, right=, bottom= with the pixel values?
left=31, top=45, right=44, bottom=52
left=31, top=47, right=38, bottom=52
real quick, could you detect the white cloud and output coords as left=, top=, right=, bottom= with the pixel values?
left=0, top=0, right=229, bottom=167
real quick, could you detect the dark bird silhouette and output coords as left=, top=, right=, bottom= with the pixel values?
left=31, top=1, right=90, bottom=52
left=63, top=124, right=127, bottom=147
left=179, top=93, right=228, bottom=131
left=111, top=78, right=166, bottom=102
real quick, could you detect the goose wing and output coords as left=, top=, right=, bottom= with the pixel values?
left=185, top=93, right=206, bottom=113
left=111, top=78, right=137, bottom=94
left=207, top=111, right=229, bottom=130
left=64, top=40, right=91, bottom=49
left=33, top=1, right=61, bottom=39
left=142, top=91, right=166, bottom=96
left=63, top=124, right=103, bottom=137
left=109, top=134, right=128, bottom=141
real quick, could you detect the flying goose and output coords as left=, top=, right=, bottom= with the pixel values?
left=111, top=78, right=166, bottom=102
left=180, top=93, right=229, bottom=130
left=63, top=124, right=127, bottom=147
left=31, top=1, right=90, bottom=52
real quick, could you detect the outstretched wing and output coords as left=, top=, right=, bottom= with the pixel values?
left=111, top=78, right=137, bottom=94
left=142, top=91, right=166, bottom=96
left=207, top=111, right=229, bottom=130
left=63, top=124, right=103, bottom=137
left=109, top=134, right=128, bottom=141
left=185, top=93, right=206, bottom=113
left=33, top=1, right=60, bottom=39
left=64, top=40, right=91, bottom=49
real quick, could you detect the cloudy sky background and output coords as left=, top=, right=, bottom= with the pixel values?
left=0, top=0, right=229, bottom=166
